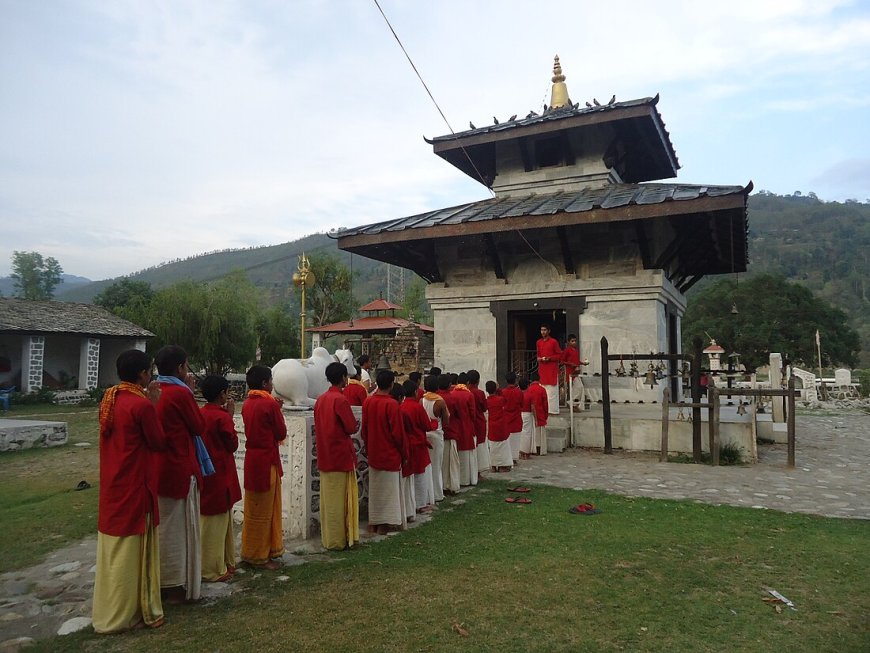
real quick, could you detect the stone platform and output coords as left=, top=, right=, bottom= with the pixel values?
left=0, top=419, right=68, bottom=452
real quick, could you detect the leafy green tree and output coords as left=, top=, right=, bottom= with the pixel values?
left=399, top=276, right=432, bottom=323
left=683, top=275, right=860, bottom=371
left=11, top=251, right=63, bottom=299
left=256, top=306, right=299, bottom=365
left=145, top=270, right=260, bottom=374
left=93, top=279, right=154, bottom=323
left=306, top=253, right=355, bottom=326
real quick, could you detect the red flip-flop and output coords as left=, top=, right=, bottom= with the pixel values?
left=514, top=497, right=532, bottom=504
left=505, top=497, right=517, bottom=503
left=568, top=503, right=600, bottom=515
left=508, top=487, right=531, bottom=493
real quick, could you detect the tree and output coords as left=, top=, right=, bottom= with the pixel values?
left=145, top=270, right=261, bottom=374
left=305, top=253, right=355, bottom=326
left=11, top=251, right=63, bottom=299
left=93, top=279, right=154, bottom=323
left=399, top=275, right=432, bottom=323
left=683, top=275, right=861, bottom=371
left=256, top=306, right=299, bottom=365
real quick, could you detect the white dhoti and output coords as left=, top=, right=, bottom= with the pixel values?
left=367, top=469, right=404, bottom=527
left=157, top=476, right=201, bottom=601
left=442, top=439, right=461, bottom=493
left=489, top=439, right=513, bottom=468
left=413, top=465, right=434, bottom=509
left=544, top=383, right=559, bottom=415
left=476, top=441, right=491, bottom=472
left=458, top=448, right=478, bottom=486
left=519, top=412, right=534, bottom=454
left=569, top=375, right=585, bottom=411
left=508, top=431, right=522, bottom=461
left=402, top=475, right=416, bottom=520
left=426, top=431, right=445, bottom=501
left=535, top=424, right=547, bottom=455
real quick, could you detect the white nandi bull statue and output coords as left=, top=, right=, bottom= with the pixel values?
left=271, top=347, right=356, bottom=407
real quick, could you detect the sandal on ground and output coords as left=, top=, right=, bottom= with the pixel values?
left=568, top=503, right=600, bottom=515
left=514, top=497, right=532, bottom=504
left=507, top=486, right=531, bottom=493
left=505, top=497, right=517, bottom=503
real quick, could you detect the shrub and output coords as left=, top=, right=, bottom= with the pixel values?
left=11, top=387, right=57, bottom=405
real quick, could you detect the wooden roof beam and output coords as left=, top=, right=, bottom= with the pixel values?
left=484, top=233, right=505, bottom=280
left=556, top=226, right=576, bottom=275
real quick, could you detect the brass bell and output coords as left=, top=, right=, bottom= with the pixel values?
left=644, top=363, right=657, bottom=388
left=376, top=354, right=392, bottom=372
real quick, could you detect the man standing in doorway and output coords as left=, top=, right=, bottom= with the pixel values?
left=536, top=324, right=562, bottom=415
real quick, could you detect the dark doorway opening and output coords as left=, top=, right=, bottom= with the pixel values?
left=508, top=310, right=567, bottom=378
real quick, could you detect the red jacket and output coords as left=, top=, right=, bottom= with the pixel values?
left=562, top=345, right=581, bottom=375
left=451, top=386, right=476, bottom=451
left=99, top=390, right=166, bottom=536
left=400, top=397, right=433, bottom=476
left=536, top=337, right=562, bottom=385
left=439, top=389, right=459, bottom=442
left=156, top=383, right=205, bottom=499
left=361, top=392, right=407, bottom=472
left=469, top=385, right=488, bottom=446
left=241, top=394, right=287, bottom=492
left=343, top=380, right=368, bottom=407
left=501, top=384, right=523, bottom=434
left=314, top=386, right=358, bottom=472
left=199, top=403, right=242, bottom=515
left=527, top=382, right=549, bottom=427
left=486, top=394, right=508, bottom=441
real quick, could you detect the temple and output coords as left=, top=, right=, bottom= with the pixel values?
left=336, top=56, right=750, bottom=392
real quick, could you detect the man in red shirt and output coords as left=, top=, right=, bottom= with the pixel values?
left=561, top=333, right=588, bottom=409
left=199, top=375, right=241, bottom=583
left=361, top=370, right=408, bottom=535
left=485, top=381, right=512, bottom=472
left=452, top=373, right=478, bottom=487
left=343, top=365, right=368, bottom=407
left=500, top=371, right=524, bottom=463
left=435, top=374, right=460, bottom=494
left=400, top=380, right=435, bottom=514
left=155, top=344, right=206, bottom=603
left=467, top=370, right=490, bottom=476
left=536, top=324, right=562, bottom=415
left=93, top=349, right=166, bottom=633
left=241, top=365, right=287, bottom=569
left=527, top=371, right=550, bottom=455
left=314, top=362, right=360, bottom=550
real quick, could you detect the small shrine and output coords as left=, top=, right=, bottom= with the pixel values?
left=307, top=299, right=434, bottom=375
left=336, top=56, right=750, bottom=387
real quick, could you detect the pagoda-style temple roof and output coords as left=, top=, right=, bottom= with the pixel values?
left=359, top=298, right=402, bottom=312
left=335, top=182, right=751, bottom=292
left=425, top=95, right=679, bottom=186
left=307, top=315, right=433, bottom=337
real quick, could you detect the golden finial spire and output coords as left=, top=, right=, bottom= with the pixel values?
left=549, top=54, right=571, bottom=110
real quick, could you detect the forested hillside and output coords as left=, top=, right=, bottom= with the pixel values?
left=50, top=193, right=868, bottom=361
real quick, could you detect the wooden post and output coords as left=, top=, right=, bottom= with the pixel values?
left=601, top=337, right=613, bottom=454
left=660, top=386, right=670, bottom=462
left=710, top=384, right=720, bottom=466
left=691, top=337, right=703, bottom=462
left=787, top=376, right=796, bottom=468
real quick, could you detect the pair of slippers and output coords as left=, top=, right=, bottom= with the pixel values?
left=504, top=496, right=532, bottom=504
left=569, top=503, right=600, bottom=515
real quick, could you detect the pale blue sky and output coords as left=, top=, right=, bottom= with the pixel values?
left=1, top=0, right=868, bottom=279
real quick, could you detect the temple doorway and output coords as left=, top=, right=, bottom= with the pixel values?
left=508, top=310, right=567, bottom=378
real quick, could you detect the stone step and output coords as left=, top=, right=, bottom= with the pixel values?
left=545, top=425, right=568, bottom=453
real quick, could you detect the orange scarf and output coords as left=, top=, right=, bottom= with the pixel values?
left=454, top=384, right=470, bottom=392
left=348, top=379, right=364, bottom=387
left=247, top=389, right=278, bottom=402
left=99, top=382, right=147, bottom=438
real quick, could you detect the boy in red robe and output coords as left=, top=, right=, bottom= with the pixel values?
left=501, top=371, right=524, bottom=464
left=467, top=369, right=490, bottom=475
left=485, top=381, right=512, bottom=472
left=561, top=333, right=588, bottom=409
left=343, top=365, right=368, bottom=407
left=199, top=375, right=241, bottom=582
left=436, top=374, right=460, bottom=494
left=536, top=324, right=562, bottom=415
left=314, top=362, right=360, bottom=550
left=361, top=370, right=408, bottom=534
left=452, top=373, right=478, bottom=486
left=400, top=380, right=436, bottom=514
left=154, top=344, right=206, bottom=603
left=527, top=372, right=550, bottom=455
left=241, top=365, right=287, bottom=569
left=93, top=349, right=166, bottom=633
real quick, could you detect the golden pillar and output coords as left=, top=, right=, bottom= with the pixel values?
left=292, top=253, right=316, bottom=358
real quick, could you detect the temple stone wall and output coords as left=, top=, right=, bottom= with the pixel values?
left=21, top=336, right=44, bottom=393
left=428, top=268, right=685, bottom=378
left=77, top=338, right=100, bottom=390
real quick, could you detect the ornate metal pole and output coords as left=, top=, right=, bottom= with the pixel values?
left=292, top=253, right=316, bottom=359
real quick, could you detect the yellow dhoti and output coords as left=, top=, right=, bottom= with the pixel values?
left=320, top=470, right=359, bottom=550
left=200, top=511, right=236, bottom=581
left=92, top=513, right=162, bottom=634
left=241, top=465, right=284, bottom=564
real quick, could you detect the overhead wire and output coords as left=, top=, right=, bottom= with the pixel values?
left=372, top=0, right=495, bottom=198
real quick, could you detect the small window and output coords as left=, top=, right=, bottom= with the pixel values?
left=534, top=136, right=563, bottom=168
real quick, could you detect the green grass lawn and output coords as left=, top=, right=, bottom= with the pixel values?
left=29, top=480, right=870, bottom=653
left=0, top=404, right=100, bottom=572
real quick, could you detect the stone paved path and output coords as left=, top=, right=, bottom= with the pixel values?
left=502, top=411, right=870, bottom=519
left=1, top=412, right=867, bottom=650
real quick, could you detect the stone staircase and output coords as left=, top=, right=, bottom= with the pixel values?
left=544, top=415, right=570, bottom=453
